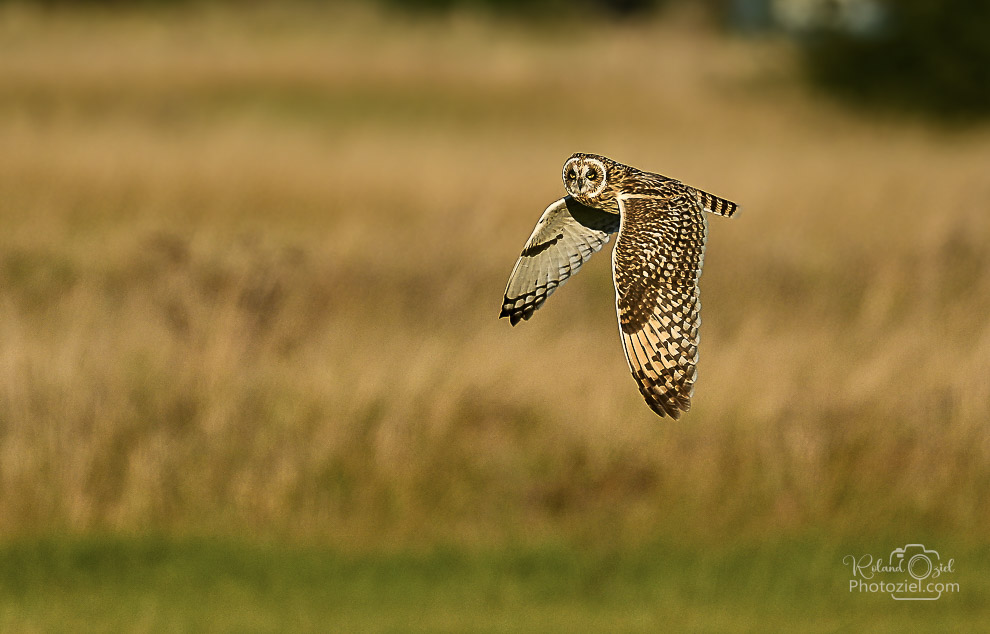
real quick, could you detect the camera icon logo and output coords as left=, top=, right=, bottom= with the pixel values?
left=889, top=544, right=941, bottom=600
left=890, top=544, right=939, bottom=580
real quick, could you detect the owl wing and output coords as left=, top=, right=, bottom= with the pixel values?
left=501, top=196, right=620, bottom=325
left=612, top=191, right=708, bottom=419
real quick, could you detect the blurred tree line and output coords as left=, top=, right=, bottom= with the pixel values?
left=796, top=0, right=990, bottom=120
left=379, top=0, right=990, bottom=119
left=9, top=0, right=989, bottom=119
left=4, top=0, right=672, bottom=13
left=376, top=0, right=669, bottom=15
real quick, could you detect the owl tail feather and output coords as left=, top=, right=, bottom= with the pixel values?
left=697, top=190, right=740, bottom=218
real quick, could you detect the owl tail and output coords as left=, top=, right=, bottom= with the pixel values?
left=697, top=190, right=740, bottom=218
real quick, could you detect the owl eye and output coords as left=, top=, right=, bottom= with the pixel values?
left=566, top=169, right=577, bottom=179
left=587, top=169, right=598, bottom=180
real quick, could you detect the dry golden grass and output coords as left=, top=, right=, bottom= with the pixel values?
left=1, top=3, right=989, bottom=548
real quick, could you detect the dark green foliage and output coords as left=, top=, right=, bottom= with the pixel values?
left=802, top=0, right=990, bottom=120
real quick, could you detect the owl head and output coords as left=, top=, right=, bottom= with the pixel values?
left=562, top=153, right=621, bottom=211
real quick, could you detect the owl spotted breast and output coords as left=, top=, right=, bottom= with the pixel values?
left=499, top=153, right=739, bottom=419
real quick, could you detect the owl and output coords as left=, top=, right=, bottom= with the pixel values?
left=500, top=153, right=739, bottom=419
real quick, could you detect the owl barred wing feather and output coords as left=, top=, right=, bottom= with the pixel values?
left=612, top=192, right=708, bottom=419
left=500, top=196, right=620, bottom=325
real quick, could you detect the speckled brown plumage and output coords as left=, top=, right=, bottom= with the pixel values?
left=500, top=153, right=739, bottom=419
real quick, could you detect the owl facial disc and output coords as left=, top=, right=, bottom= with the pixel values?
left=563, top=157, right=607, bottom=199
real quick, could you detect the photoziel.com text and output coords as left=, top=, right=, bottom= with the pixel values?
left=843, top=544, right=958, bottom=600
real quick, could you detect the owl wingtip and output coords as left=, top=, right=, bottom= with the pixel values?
left=641, top=392, right=692, bottom=420
left=499, top=305, right=524, bottom=326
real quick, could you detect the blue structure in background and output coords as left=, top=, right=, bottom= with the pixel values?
left=727, top=0, right=886, bottom=37
left=728, top=0, right=774, bottom=32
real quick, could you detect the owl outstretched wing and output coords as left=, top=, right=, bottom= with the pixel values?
left=500, top=196, right=620, bottom=325
left=612, top=191, right=708, bottom=419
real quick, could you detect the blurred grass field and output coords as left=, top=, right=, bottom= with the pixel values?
left=2, top=537, right=988, bottom=632
left=1, top=2, right=989, bottom=629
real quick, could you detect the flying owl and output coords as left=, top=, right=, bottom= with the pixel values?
left=499, top=153, right=739, bottom=419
